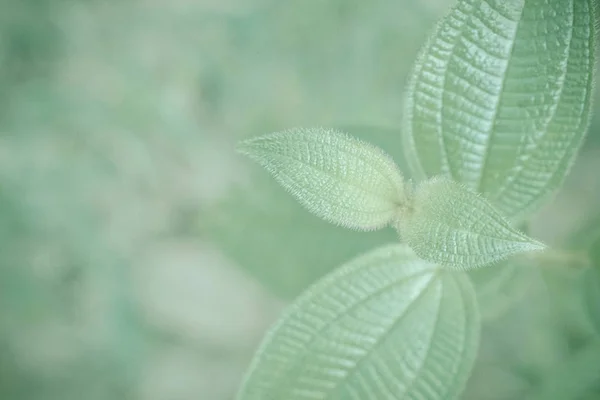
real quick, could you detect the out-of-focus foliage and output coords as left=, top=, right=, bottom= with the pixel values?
left=2, top=0, right=600, bottom=399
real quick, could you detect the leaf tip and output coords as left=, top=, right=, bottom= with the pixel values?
left=235, top=137, right=259, bottom=157
left=236, top=136, right=277, bottom=168
left=525, top=239, right=548, bottom=253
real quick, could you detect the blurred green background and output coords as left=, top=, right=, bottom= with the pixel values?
left=1, top=0, right=600, bottom=399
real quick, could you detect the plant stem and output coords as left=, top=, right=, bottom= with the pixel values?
left=522, top=248, right=592, bottom=269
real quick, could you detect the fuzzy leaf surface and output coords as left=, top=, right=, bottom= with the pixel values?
left=403, top=0, right=597, bottom=221
left=237, top=244, right=480, bottom=400
left=398, top=178, right=545, bottom=269
left=202, top=125, right=408, bottom=300
left=238, top=128, right=405, bottom=231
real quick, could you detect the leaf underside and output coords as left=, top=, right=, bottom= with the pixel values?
left=238, top=128, right=405, bottom=231
left=403, top=0, right=597, bottom=222
left=237, top=244, right=480, bottom=400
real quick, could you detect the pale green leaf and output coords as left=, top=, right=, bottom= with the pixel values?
left=199, top=125, right=409, bottom=300
left=237, top=244, right=480, bottom=400
left=337, top=124, right=413, bottom=177
left=397, top=178, right=546, bottom=269
left=403, top=0, right=597, bottom=221
left=238, top=128, right=406, bottom=231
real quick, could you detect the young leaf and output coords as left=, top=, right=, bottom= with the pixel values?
left=336, top=124, right=413, bottom=177
left=200, top=125, right=410, bottom=300
left=238, top=128, right=406, bottom=231
left=397, top=178, right=545, bottom=269
left=237, top=244, right=480, bottom=400
left=403, top=0, right=597, bottom=222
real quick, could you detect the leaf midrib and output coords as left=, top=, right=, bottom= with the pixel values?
left=475, top=1, right=524, bottom=192
left=488, top=1, right=574, bottom=208
left=262, top=149, right=404, bottom=217
left=321, top=271, right=440, bottom=399
left=268, top=269, right=436, bottom=398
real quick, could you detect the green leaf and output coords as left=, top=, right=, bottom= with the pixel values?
left=237, top=244, right=480, bottom=400
left=403, top=0, right=597, bottom=221
left=337, top=125, right=413, bottom=177
left=397, top=178, right=545, bottom=269
left=199, top=125, right=411, bottom=300
left=238, top=128, right=406, bottom=231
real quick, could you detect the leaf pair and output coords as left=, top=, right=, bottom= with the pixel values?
left=239, top=128, right=544, bottom=270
